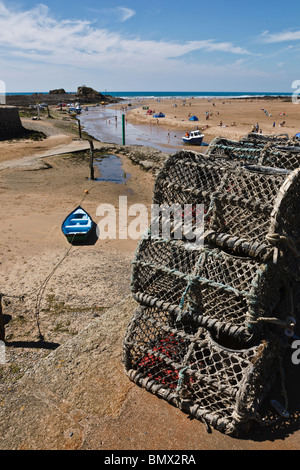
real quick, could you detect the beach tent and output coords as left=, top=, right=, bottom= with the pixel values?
left=295, top=132, right=300, bottom=140
left=189, top=115, right=199, bottom=121
left=153, top=112, right=165, bottom=118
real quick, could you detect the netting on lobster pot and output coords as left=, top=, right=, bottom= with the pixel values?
left=207, top=136, right=300, bottom=171
left=131, top=231, right=202, bottom=309
left=183, top=245, right=286, bottom=343
left=207, top=137, right=264, bottom=165
left=153, top=151, right=300, bottom=259
left=262, top=146, right=300, bottom=171
left=241, top=132, right=291, bottom=144
left=131, top=232, right=288, bottom=343
left=122, top=304, right=284, bottom=436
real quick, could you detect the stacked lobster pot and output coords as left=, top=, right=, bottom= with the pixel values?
left=122, top=147, right=300, bottom=436
left=208, top=133, right=300, bottom=171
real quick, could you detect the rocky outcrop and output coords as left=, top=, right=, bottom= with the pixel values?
left=6, top=87, right=121, bottom=107
left=75, top=86, right=102, bottom=101
left=49, top=88, right=67, bottom=94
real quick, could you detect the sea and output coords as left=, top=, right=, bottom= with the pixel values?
left=6, top=91, right=292, bottom=99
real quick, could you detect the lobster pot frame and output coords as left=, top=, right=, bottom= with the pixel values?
left=153, top=151, right=300, bottom=259
left=207, top=136, right=300, bottom=171
left=122, top=304, right=283, bottom=436
left=131, top=233, right=287, bottom=343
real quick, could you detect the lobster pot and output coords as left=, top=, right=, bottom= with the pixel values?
left=122, top=304, right=281, bottom=436
left=241, top=132, right=291, bottom=144
left=207, top=137, right=300, bottom=171
left=262, top=146, right=300, bottom=171
left=186, top=246, right=285, bottom=343
left=207, top=137, right=264, bottom=165
left=131, top=233, right=286, bottom=342
left=123, top=148, right=300, bottom=436
left=131, top=232, right=202, bottom=308
left=153, top=152, right=300, bottom=258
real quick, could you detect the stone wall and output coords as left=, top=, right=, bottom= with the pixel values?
left=0, top=106, right=23, bottom=140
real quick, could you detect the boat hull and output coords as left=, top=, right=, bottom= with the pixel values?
left=182, top=137, right=204, bottom=145
left=182, top=131, right=204, bottom=146
left=61, top=206, right=93, bottom=243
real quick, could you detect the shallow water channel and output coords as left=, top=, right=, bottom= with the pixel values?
left=79, top=105, right=185, bottom=154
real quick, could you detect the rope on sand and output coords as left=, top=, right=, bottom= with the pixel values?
left=34, top=187, right=93, bottom=341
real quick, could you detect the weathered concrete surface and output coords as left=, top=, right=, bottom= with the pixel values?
left=0, top=295, right=299, bottom=450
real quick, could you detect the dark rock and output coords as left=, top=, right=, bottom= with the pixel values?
left=49, top=89, right=67, bottom=95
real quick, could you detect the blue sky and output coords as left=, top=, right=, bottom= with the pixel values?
left=0, top=0, right=299, bottom=92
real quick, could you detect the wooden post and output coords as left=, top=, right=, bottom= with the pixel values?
left=122, top=114, right=126, bottom=145
left=89, top=140, right=95, bottom=180
left=78, top=119, right=82, bottom=139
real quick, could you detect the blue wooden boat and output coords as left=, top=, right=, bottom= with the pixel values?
left=182, top=130, right=204, bottom=145
left=61, top=206, right=93, bottom=243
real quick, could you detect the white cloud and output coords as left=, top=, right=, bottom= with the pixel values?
left=87, top=6, right=136, bottom=22
left=0, top=2, right=253, bottom=67
left=117, top=7, right=135, bottom=22
left=0, top=1, right=262, bottom=91
left=261, top=29, right=300, bottom=43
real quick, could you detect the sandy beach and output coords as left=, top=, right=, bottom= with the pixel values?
left=0, top=111, right=155, bottom=377
left=1, top=100, right=300, bottom=450
left=124, top=96, right=298, bottom=144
